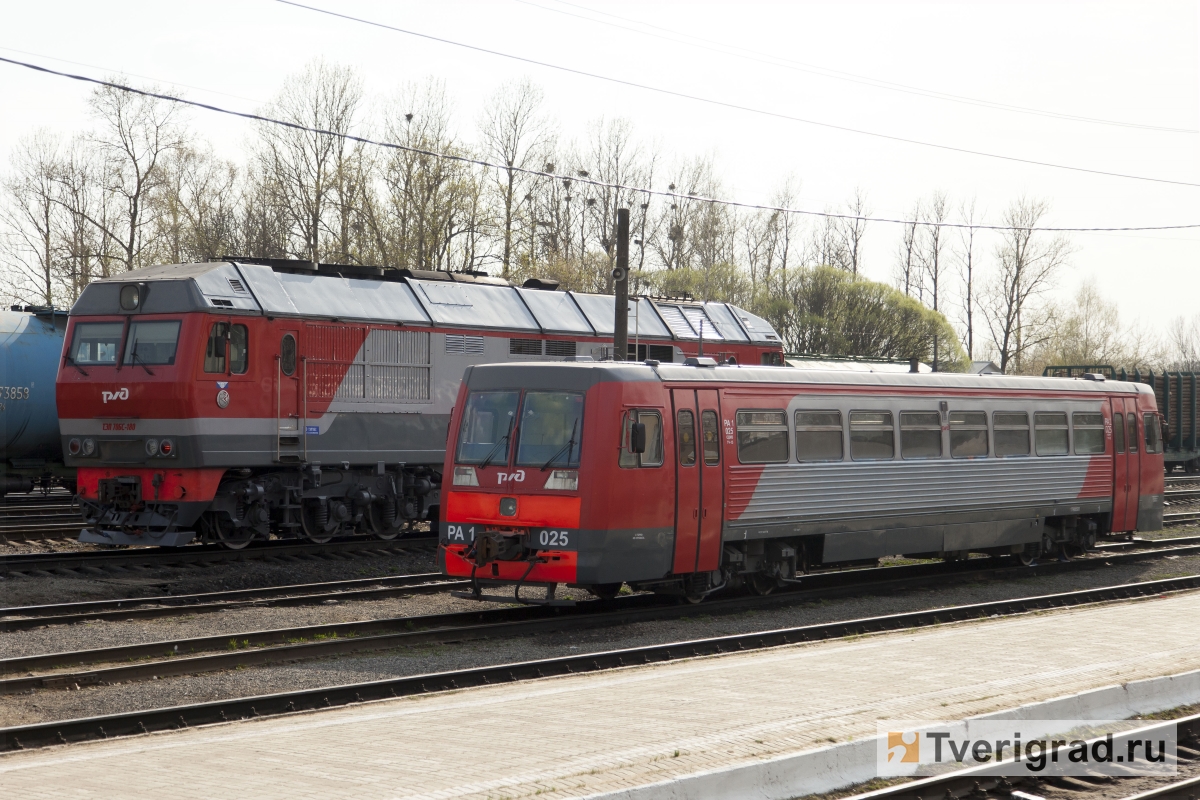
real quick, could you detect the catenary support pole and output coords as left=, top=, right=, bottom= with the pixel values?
left=614, top=208, right=630, bottom=361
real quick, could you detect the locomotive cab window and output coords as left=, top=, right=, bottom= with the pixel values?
left=205, top=322, right=249, bottom=374
left=1113, top=413, right=1125, bottom=452
left=1035, top=412, right=1069, bottom=456
left=794, top=410, right=843, bottom=462
left=735, top=410, right=789, bottom=463
left=677, top=410, right=696, bottom=466
left=994, top=411, right=1030, bottom=457
left=204, top=323, right=228, bottom=373
left=950, top=411, right=988, bottom=458
left=1144, top=413, right=1163, bottom=454
left=701, top=410, right=720, bottom=465
left=620, top=409, right=664, bottom=468
left=123, top=320, right=181, bottom=366
left=69, top=322, right=124, bottom=365
left=849, top=410, right=894, bottom=461
left=1073, top=413, right=1105, bottom=454
left=900, top=411, right=942, bottom=459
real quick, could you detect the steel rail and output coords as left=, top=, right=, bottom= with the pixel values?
left=0, top=573, right=471, bottom=631
left=6, top=540, right=1200, bottom=693
left=1166, top=512, right=1200, bottom=526
left=5, top=574, right=1200, bottom=752
left=1118, top=774, right=1200, bottom=800
left=0, top=535, right=437, bottom=574
left=1166, top=488, right=1200, bottom=501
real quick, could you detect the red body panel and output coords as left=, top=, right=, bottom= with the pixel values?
left=75, top=467, right=226, bottom=503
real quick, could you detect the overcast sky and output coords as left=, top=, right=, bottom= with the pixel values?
left=1, top=1, right=1197, bottom=340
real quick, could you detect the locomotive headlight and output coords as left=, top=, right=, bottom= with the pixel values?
left=452, top=466, right=479, bottom=486
left=159, top=439, right=173, bottom=456
left=543, top=469, right=578, bottom=491
left=68, top=438, right=81, bottom=456
left=81, top=438, right=96, bottom=456
left=145, top=439, right=159, bottom=456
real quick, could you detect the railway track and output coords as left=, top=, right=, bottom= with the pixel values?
left=0, top=535, right=438, bottom=576
left=5, top=569, right=1200, bottom=752
left=841, top=713, right=1200, bottom=800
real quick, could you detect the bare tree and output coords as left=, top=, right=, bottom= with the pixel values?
left=1, top=131, right=62, bottom=305
left=981, top=198, right=1072, bottom=373
left=255, top=59, right=364, bottom=265
left=152, top=144, right=241, bottom=263
left=88, top=80, right=186, bottom=271
left=1168, top=315, right=1200, bottom=370
left=480, top=79, right=549, bottom=278
left=953, top=197, right=981, bottom=361
left=836, top=188, right=869, bottom=275
left=894, top=201, right=920, bottom=296
left=918, top=191, right=949, bottom=369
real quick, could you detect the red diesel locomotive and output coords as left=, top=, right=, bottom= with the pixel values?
left=440, top=360, right=1166, bottom=601
left=57, top=259, right=784, bottom=547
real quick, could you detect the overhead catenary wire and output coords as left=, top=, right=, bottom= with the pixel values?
left=2, top=53, right=1199, bottom=234
left=529, top=0, right=1199, bottom=135
left=276, top=0, right=1200, bottom=190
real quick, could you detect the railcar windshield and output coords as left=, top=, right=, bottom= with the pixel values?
left=123, top=320, right=181, bottom=366
left=516, top=391, right=584, bottom=467
left=456, top=391, right=519, bottom=464
left=69, top=322, right=124, bottom=365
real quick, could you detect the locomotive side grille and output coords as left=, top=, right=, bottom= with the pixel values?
left=509, top=338, right=543, bottom=356
left=545, top=340, right=576, bottom=357
left=446, top=334, right=485, bottom=355
left=306, top=327, right=431, bottom=402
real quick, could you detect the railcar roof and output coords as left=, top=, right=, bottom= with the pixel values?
left=464, top=360, right=1152, bottom=395
left=72, top=261, right=780, bottom=344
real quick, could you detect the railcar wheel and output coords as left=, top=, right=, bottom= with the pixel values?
left=300, top=500, right=336, bottom=544
left=748, top=573, right=778, bottom=596
left=213, top=515, right=254, bottom=550
left=589, top=583, right=622, bottom=600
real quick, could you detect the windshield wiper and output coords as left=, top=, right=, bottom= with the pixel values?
left=64, top=353, right=89, bottom=376
left=478, top=417, right=514, bottom=469
left=541, top=419, right=579, bottom=471
left=129, top=340, right=155, bottom=375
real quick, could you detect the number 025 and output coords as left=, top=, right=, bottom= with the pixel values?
left=538, top=529, right=569, bottom=547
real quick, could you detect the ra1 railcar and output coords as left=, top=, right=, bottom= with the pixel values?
left=439, top=361, right=1166, bottom=601
left=57, top=259, right=784, bottom=548
left=2, top=307, right=70, bottom=494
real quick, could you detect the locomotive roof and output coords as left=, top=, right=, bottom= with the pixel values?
left=462, top=360, right=1154, bottom=396
left=70, top=261, right=781, bottom=345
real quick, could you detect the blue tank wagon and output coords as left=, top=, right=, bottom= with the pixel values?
left=1, top=307, right=71, bottom=494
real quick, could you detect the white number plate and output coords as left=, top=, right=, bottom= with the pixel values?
left=530, top=528, right=578, bottom=550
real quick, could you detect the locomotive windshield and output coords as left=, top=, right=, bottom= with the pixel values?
left=456, top=391, right=519, bottom=464
left=69, top=322, right=123, bottom=365
left=123, top=320, right=181, bottom=366
left=515, top=391, right=584, bottom=468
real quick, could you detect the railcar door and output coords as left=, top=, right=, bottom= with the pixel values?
left=695, top=390, right=724, bottom=572
left=1110, top=399, right=1129, bottom=532
left=277, top=330, right=303, bottom=461
left=1124, top=398, right=1142, bottom=530
left=672, top=390, right=701, bottom=573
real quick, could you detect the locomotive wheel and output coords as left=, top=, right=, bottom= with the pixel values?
left=1018, top=543, right=1039, bottom=566
left=589, top=583, right=622, bottom=600
left=300, top=501, right=336, bottom=544
left=214, top=515, right=254, bottom=550
left=367, top=501, right=404, bottom=541
left=748, top=573, right=777, bottom=596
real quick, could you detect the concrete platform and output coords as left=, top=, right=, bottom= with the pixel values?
left=3, top=591, right=1200, bottom=800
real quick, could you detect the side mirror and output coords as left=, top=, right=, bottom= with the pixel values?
left=630, top=421, right=647, bottom=454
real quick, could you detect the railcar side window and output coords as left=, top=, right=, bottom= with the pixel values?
left=735, top=410, right=789, bottom=463
left=1144, top=413, right=1163, bottom=454
left=204, top=323, right=228, bottom=373
left=123, top=320, right=181, bottom=366
left=849, top=411, right=894, bottom=460
left=949, top=411, right=988, bottom=458
left=1113, top=413, right=1125, bottom=452
left=795, top=410, right=843, bottom=462
left=1128, top=415, right=1139, bottom=453
left=993, top=412, right=1030, bottom=457
left=70, top=322, right=124, bottom=365
left=900, top=411, right=942, bottom=459
left=677, top=410, right=697, bottom=466
left=1035, top=412, right=1069, bottom=456
left=619, top=410, right=664, bottom=468
left=1072, top=413, right=1105, bottom=454
left=701, top=410, right=720, bottom=465
left=456, top=391, right=519, bottom=464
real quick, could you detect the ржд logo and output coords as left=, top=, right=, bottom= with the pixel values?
left=101, top=388, right=130, bottom=404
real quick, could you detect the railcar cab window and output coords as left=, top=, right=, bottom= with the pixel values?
left=620, top=410, right=664, bottom=468
left=456, top=391, right=519, bottom=464
left=515, top=391, right=584, bottom=467
left=900, top=411, right=942, bottom=459
left=849, top=411, right=894, bottom=460
left=794, top=411, right=843, bottom=462
left=735, top=410, right=789, bottom=463
left=1073, top=413, right=1105, bottom=454
left=1144, top=413, right=1163, bottom=454
left=204, top=323, right=249, bottom=375
left=123, top=320, right=181, bottom=366
left=1034, top=412, right=1069, bottom=456
left=994, top=412, right=1030, bottom=457
left=950, top=411, right=988, bottom=458
left=677, top=410, right=697, bottom=466
left=69, top=322, right=123, bottom=365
